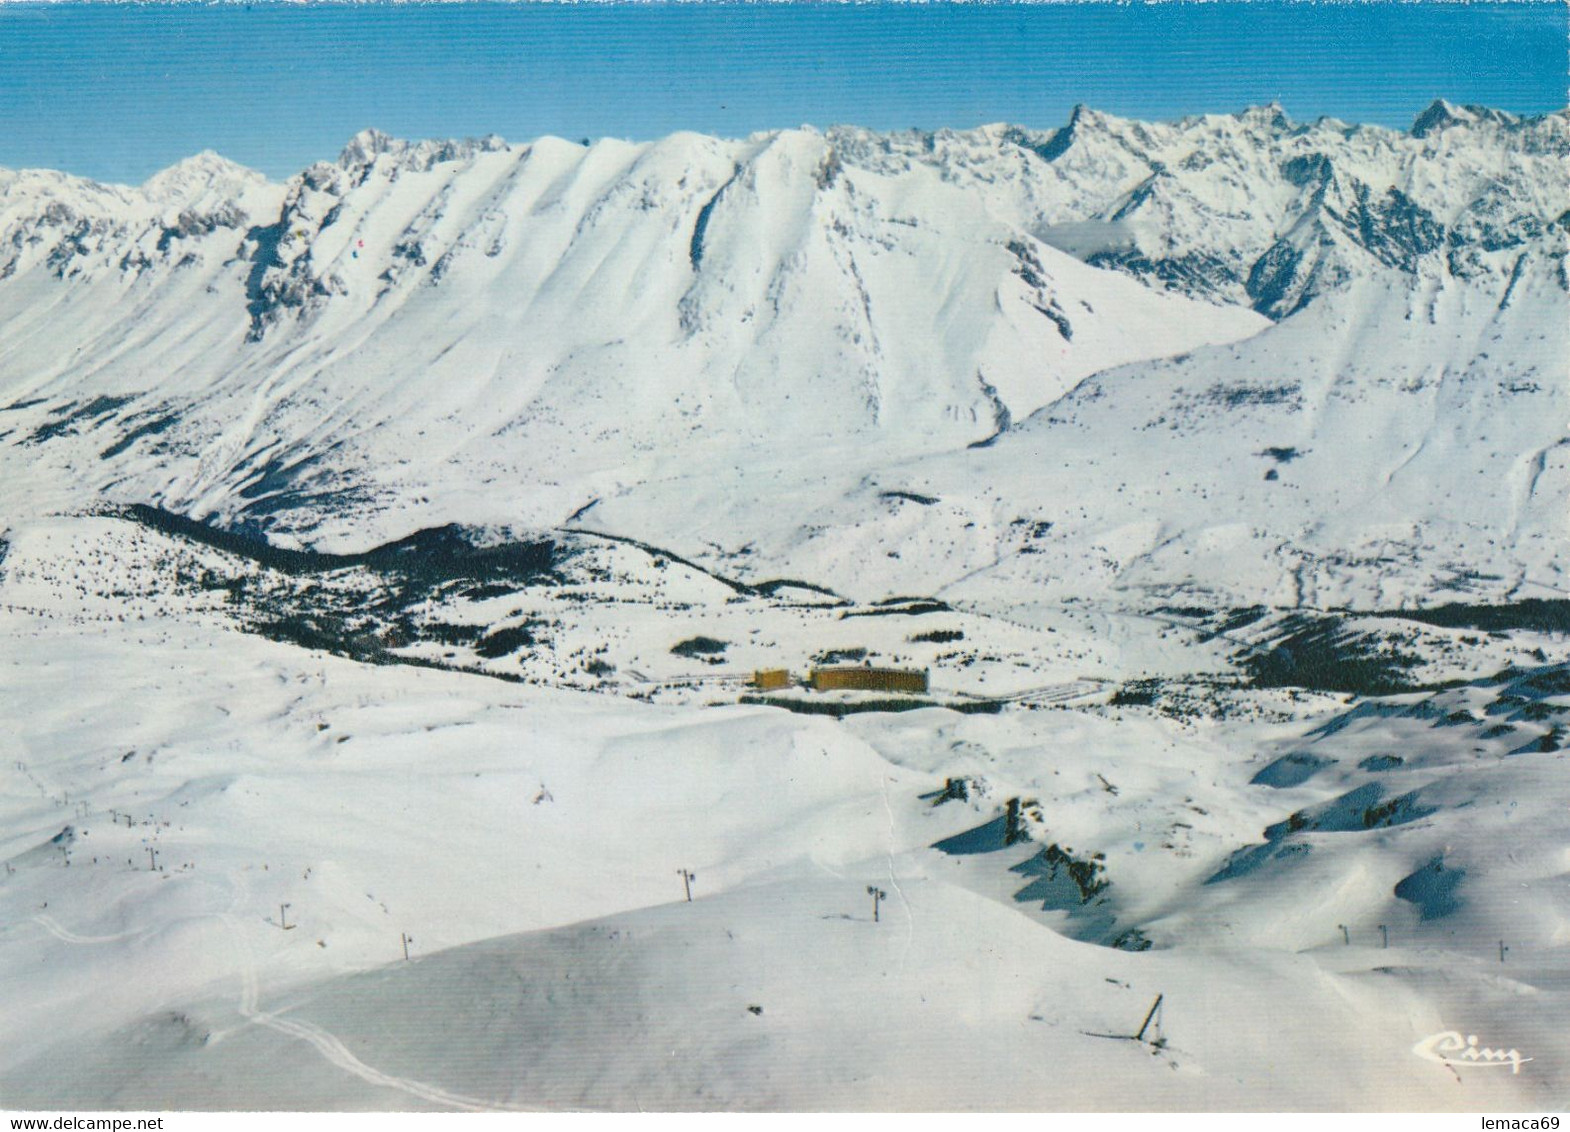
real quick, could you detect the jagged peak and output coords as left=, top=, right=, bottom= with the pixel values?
left=1235, top=101, right=1294, bottom=131
left=141, top=150, right=268, bottom=202
left=336, top=129, right=511, bottom=173
left=1067, top=103, right=1122, bottom=131
left=1022, top=104, right=1133, bottom=162
left=1412, top=99, right=1473, bottom=137
left=338, top=127, right=400, bottom=166
left=1411, top=99, right=1522, bottom=138
left=0, top=164, right=113, bottom=194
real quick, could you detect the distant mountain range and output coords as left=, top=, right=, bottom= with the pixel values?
left=1, top=101, right=1565, bottom=611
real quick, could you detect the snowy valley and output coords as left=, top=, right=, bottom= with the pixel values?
left=1, top=102, right=1568, bottom=1110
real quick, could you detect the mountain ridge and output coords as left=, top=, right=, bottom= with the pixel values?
left=14, top=99, right=1565, bottom=188
left=0, top=105, right=1563, bottom=609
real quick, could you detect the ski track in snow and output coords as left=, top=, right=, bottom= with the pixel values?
left=31, top=913, right=145, bottom=946
left=876, top=770, right=916, bottom=963
left=241, top=1008, right=536, bottom=1114
left=215, top=875, right=534, bottom=1111
left=220, top=923, right=536, bottom=1112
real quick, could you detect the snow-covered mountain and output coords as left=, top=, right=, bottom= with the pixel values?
left=1, top=103, right=1563, bottom=612
left=0, top=122, right=1258, bottom=543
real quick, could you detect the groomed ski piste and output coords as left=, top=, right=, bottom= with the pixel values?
left=1, top=102, right=1567, bottom=1110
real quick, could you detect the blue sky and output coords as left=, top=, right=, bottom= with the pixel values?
left=0, top=2, right=1564, bottom=183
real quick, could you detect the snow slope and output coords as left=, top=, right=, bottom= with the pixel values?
left=2, top=104, right=1568, bottom=1111
left=1, top=598, right=1565, bottom=1110
left=0, top=124, right=1264, bottom=549
left=1, top=104, right=1562, bottom=609
left=805, top=265, right=1569, bottom=614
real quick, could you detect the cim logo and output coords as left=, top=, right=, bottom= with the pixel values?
left=1413, top=1030, right=1531, bottom=1074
